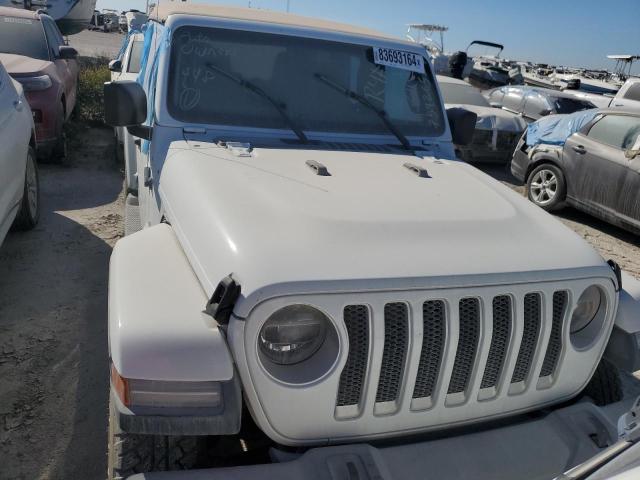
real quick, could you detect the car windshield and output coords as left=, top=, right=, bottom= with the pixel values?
left=0, top=16, right=48, bottom=61
left=439, top=82, right=490, bottom=107
left=167, top=26, right=445, bottom=140
left=551, top=96, right=595, bottom=114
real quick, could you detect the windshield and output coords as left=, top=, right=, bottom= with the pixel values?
left=439, top=82, right=490, bottom=107
left=0, top=16, right=48, bottom=61
left=167, top=26, right=445, bottom=140
left=551, top=96, right=595, bottom=114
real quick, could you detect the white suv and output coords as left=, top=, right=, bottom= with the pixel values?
left=104, top=5, right=640, bottom=479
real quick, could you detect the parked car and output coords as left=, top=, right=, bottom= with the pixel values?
left=512, top=109, right=640, bottom=234
left=438, top=75, right=526, bottom=163
left=0, top=6, right=79, bottom=160
left=485, top=85, right=596, bottom=123
left=608, top=78, right=640, bottom=111
left=0, top=60, right=39, bottom=246
left=109, top=32, right=144, bottom=199
left=554, top=78, right=640, bottom=111
left=104, top=4, right=640, bottom=480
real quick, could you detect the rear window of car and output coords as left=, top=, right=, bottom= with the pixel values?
left=587, top=115, right=640, bottom=150
left=439, top=82, right=490, bottom=107
left=127, top=40, right=144, bottom=73
left=0, top=16, right=48, bottom=61
left=551, top=96, right=595, bottom=114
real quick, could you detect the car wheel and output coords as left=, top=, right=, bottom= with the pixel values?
left=12, top=147, right=40, bottom=231
left=526, top=163, right=566, bottom=211
left=107, top=397, right=203, bottom=479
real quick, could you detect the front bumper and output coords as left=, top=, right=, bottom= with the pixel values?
left=128, top=399, right=628, bottom=480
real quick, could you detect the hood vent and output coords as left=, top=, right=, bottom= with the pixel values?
left=217, top=141, right=253, bottom=157
left=305, top=160, right=331, bottom=176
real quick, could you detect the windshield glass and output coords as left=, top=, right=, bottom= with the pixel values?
left=439, top=82, right=489, bottom=107
left=167, top=26, right=445, bottom=139
left=551, top=96, right=595, bottom=114
left=0, top=16, right=48, bottom=61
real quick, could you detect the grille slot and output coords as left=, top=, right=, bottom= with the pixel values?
left=448, top=298, right=481, bottom=394
left=512, top=293, right=541, bottom=383
left=375, top=303, right=409, bottom=403
left=481, top=295, right=512, bottom=389
left=540, top=291, right=568, bottom=378
left=413, top=300, right=446, bottom=399
left=337, top=306, right=370, bottom=407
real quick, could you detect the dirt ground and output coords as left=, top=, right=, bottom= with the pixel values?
left=1, top=134, right=640, bottom=480
left=0, top=126, right=123, bottom=480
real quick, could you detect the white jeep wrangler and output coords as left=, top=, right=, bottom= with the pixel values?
left=104, top=5, right=640, bottom=480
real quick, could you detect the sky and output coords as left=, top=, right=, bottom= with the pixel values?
left=96, top=0, right=640, bottom=74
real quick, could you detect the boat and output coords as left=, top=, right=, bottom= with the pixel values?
left=465, top=41, right=523, bottom=89
left=0, top=0, right=97, bottom=35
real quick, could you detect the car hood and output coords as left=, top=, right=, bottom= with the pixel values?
left=0, top=53, right=50, bottom=76
left=159, top=142, right=606, bottom=308
left=445, top=103, right=527, bottom=132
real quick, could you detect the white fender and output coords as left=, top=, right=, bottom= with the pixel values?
left=109, top=223, right=234, bottom=382
left=606, top=271, right=640, bottom=373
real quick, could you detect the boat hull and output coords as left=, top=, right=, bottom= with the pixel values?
left=0, top=0, right=97, bottom=35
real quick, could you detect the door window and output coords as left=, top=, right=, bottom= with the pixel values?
left=42, top=18, right=61, bottom=58
left=487, top=87, right=505, bottom=105
left=587, top=115, right=640, bottom=150
left=523, top=93, right=548, bottom=118
left=623, top=83, right=640, bottom=102
left=126, top=40, right=144, bottom=73
left=502, top=88, right=524, bottom=112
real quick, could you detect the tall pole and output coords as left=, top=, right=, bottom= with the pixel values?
left=286, top=0, right=290, bottom=12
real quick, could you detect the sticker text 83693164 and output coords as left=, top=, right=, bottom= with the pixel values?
left=372, top=47, right=424, bottom=73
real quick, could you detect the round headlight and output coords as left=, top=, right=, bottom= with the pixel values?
left=571, top=286, right=602, bottom=334
left=259, top=305, right=329, bottom=365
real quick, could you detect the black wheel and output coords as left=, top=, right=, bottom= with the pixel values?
left=583, top=358, right=622, bottom=406
left=526, top=163, right=566, bottom=211
left=12, top=146, right=39, bottom=231
left=107, top=398, right=203, bottom=479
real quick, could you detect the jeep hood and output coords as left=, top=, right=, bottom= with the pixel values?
left=159, top=142, right=606, bottom=306
left=0, top=53, right=50, bottom=76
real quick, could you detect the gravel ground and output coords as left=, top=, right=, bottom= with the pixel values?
left=0, top=133, right=639, bottom=480
left=0, top=126, right=122, bottom=479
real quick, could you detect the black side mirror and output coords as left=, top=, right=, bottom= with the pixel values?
left=104, top=81, right=152, bottom=139
left=446, top=107, right=477, bottom=146
left=58, top=45, right=78, bottom=60
left=108, top=59, right=122, bottom=72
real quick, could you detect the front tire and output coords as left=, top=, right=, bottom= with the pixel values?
left=526, top=163, right=566, bottom=211
left=107, top=398, right=202, bottom=479
left=12, top=147, right=39, bottom=231
left=583, top=358, right=622, bottom=406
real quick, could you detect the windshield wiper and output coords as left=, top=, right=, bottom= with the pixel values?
left=206, top=63, right=308, bottom=143
left=313, top=73, right=411, bottom=150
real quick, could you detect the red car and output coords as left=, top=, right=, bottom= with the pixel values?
left=0, top=6, right=79, bottom=160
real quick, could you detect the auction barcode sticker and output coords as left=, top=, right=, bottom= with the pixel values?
left=372, top=47, right=424, bottom=73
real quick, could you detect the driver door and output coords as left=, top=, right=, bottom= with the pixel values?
left=565, top=114, right=639, bottom=223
